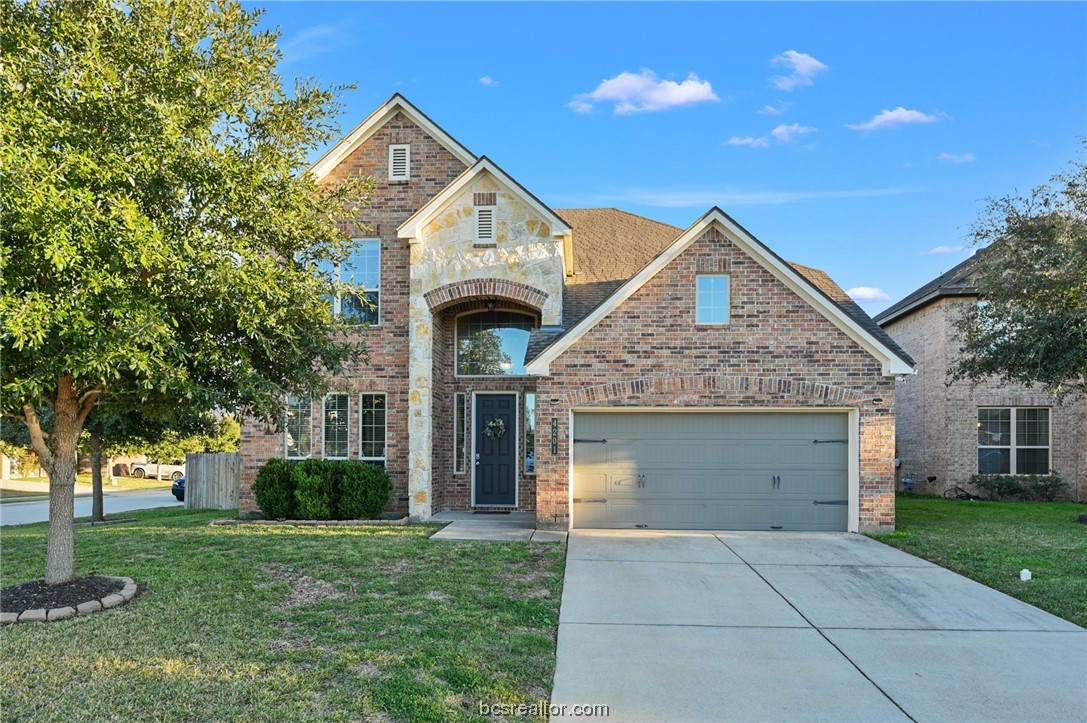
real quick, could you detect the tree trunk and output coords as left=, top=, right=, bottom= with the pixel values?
left=45, top=448, right=78, bottom=584
left=90, top=431, right=105, bottom=522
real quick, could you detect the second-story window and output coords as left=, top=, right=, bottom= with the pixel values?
left=321, top=239, right=380, bottom=325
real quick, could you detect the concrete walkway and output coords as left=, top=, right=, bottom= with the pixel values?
left=429, top=511, right=567, bottom=542
left=552, top=530, right=1086, bottom=723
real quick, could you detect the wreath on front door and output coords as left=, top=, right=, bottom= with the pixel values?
left=483, top=418, right=506, bottom=440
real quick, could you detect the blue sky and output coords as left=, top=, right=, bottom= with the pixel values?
left=250, top=2, right=1085, bottom=313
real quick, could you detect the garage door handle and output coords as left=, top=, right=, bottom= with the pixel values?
left=813, top=439, right=848, bottom=444
left=573, top=438, right=607, bottom=444
left=573, top=498, right=606, bottom=504
left=813, top=500, right=848, bottom=506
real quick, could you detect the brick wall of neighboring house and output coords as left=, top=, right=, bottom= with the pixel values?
left=430, top=300, right=539, bottom=513
left=239, top=111, right=468, bottom=514
left=885, top=296, right=1086, bottom=501
left=534, top=227, right=898, bottom=532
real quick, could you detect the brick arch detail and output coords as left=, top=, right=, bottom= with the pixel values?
left=424, top=279, right=549, bottom=314
left=561, top=374, right=871, bottom=407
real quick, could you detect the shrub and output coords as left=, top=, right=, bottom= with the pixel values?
left=337, top=461, right=393, bottom=519
left=252, top=458, right=296, bottom=519
left=293, top=459, right=334, bottom=520
left=969, top=474, right=1067, bottom=502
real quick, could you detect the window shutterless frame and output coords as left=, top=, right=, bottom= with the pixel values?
left=341, top=238, right=381, bottom=327
left=977, top=407, right=1051, bottom=475
left=322, top=393, right=350, bottom=460
left=358, top=393, right=387, bottom=464
left=695, top=274, right=730, bottom=325
left=284, top=395, right=312, bottom=460
left=453, top=392, right=468, bottom=475
left=454, top=308, right=538, bottom=378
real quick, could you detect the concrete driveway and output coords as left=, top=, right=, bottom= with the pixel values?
left=551, top=530, right=1086, bottom=723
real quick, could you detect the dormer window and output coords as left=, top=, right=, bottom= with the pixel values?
left=476, top=206, right=495, bottom=243
left=388, top=144, right=410, bottom=181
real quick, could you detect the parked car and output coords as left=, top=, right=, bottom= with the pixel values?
left=131, top=459, right=186, bottom=480
left=171, top=476, right=186, bottom=502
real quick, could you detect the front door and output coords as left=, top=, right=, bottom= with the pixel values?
left=474, top=394, right=518, bottom=506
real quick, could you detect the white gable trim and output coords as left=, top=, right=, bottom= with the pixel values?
left=526, top=207, right=915, bottom=377
left=308, top=94, right=475, bottom=181
left=397, top=157, right=572, bottom=242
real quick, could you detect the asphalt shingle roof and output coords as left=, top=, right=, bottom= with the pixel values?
left=873, top=254, right=979, bottom=326
left=523, top=207, right=913, bottom=368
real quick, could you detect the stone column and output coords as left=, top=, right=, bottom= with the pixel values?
left=407, top=254, right=433, bottom=520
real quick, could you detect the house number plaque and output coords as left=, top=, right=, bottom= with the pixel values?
left=550, top=418, right=559, bottom=455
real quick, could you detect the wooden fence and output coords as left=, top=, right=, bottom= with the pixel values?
left=184, top=452, right=240, bottom=510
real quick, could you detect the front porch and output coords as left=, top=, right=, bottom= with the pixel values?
left=430, top=511, right=567, bottom=542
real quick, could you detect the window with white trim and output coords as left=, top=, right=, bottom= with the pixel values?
left=524, top=393, right=536, bottom=474
left=453, top=393, right=467, bottom=474
left=359, top=394, right=386, bottom=465
left=323, top=394, right=349, bottom=459
left=388, top=144, right=410, bottom=181
left=285, top=395, right=312, bottom=459
left=476, top=206, right=495, bottom=243
left=977, top=407, right=1050, bottom=475
left=696, top=274, right=730, bottom=324
left=319, top=239, right=380, bottom=325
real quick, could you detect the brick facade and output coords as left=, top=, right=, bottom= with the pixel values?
left=534, top=228, right=897, bottom=532
left=240, top=99, right=904, bottom=531
left=240, top=111, right=468, bottom=514
left=885, top=296, right=1086, bottom=501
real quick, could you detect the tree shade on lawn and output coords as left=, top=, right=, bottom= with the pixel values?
left=0, top=0, right=373, bottom=584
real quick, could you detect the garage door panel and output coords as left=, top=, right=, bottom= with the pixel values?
left=573, top=412, right=849, bottom=531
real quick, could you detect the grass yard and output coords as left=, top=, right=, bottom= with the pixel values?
left=12, top=475, right=172, bottom=490
left=0, top=508, right=566, bottom=722
left=871, top=495, right=1087, bottom=627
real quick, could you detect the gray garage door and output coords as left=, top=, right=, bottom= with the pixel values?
left=572, top=412, right=849, bottom=531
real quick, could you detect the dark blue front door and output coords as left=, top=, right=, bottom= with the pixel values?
left=474, top=394, right=517, bottom=506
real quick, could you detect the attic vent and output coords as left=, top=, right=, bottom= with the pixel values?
left=388, top=144, right=410, bottom=181
left=474, top=192, right=496, bottom=206
left=476, top=206, right=495, bottom=242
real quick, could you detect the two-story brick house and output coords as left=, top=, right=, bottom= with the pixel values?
left=240, top=95, right=915, bottom=532
left=876, top=256, right=1086, bottom=501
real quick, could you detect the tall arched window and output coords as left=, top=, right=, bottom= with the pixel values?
left=456, top=311, right=536, bottom=376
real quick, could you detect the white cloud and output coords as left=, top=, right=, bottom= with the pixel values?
left=726, top=136, right=770, bottom=148
left=770, top=123, right=816, bottom=144
left=479, top=75, right=498, bottom=87
left=769, top=50, right=828, bottom=91
left=847, top=107, right=943, bottom=131
left=846, top=287, right=892, bottom=303
left=757, top=102, right=787, bottom=115
left=280, top=22, right=353, bottom=63
left=922, top=245, right=967, bottom=255
left=937, top=152, right=975, bottom=164
left=567, top=69, right=719, bottom=114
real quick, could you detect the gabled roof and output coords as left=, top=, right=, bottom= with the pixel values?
left=525, top=207, right=915, bottom=376
left=874, top=254, right=979, bottom=326
left=308, top=94, right=476, bottom=181
left=397, top=156, right=572, bottom=241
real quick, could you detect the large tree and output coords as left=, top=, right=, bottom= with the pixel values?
left=1, top=0, right=372, bottom=584
left=950, top=156, right=1087, bottom=398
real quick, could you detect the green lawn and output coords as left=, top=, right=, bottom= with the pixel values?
left=0, top=508, right=566, bottom=722
left=871, top=495, right=1087, bottom=627
left=0, top=488, right=51, bottom=502
left=12, top=475, right=172, bottom=490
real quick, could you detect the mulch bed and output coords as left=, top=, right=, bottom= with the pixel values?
left=1, top=576, right=123, bottom=614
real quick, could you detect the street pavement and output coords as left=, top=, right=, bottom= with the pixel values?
left=0, top=489, right=181, bottom=526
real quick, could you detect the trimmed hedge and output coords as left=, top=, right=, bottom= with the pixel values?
left=253, top=458, right=393, bottom=520
left=969, top=474, right=1068, bottom=502
left=252, top=458, right=296, bottom=519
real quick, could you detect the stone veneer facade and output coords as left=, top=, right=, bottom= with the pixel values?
left=884, top=297, right=1085, bottom=501
left=239, top=100, right=903, bottom=531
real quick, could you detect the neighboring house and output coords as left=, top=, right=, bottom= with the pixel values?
left=240, top=95, right=914, bottom=532
left=875, top=256, right=1086, bottom=501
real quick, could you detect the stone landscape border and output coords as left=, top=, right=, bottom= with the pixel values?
left=210, top=516, right=411, bottom=527
left=1, top=576, right=139, bottom=625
